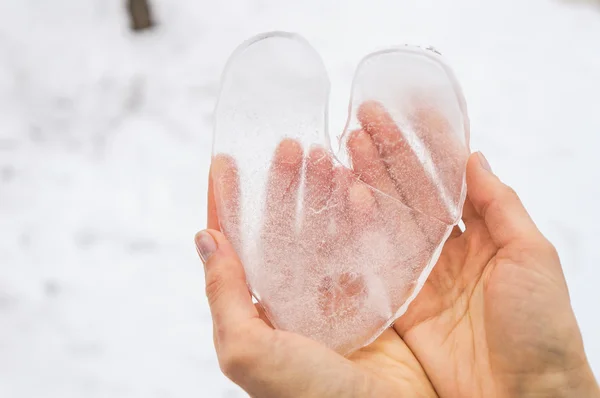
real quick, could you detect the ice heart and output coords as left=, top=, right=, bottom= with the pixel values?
left=212, top=32, right=470, bottom=354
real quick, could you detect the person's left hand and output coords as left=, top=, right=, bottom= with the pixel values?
left=196, top=148, right=438, bottom=398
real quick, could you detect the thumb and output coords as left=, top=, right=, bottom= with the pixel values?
left=196, top=230, right=275, bottom=386
left=466, top=152, right=544, bottom=248
left=195, top=230, right=264, bottom=340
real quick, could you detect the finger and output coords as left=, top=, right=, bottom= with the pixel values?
left=301, top=146, right=334, bottom=238
left=409, top=105, right=468, bottom=197
left=346, top=126, right=435, bottom=243
left=358, top=101, right=464, bottom=223
left=195, top=230, right=268, bottom=339
left=329, top=166, right=354, bottom=246
left=196, top=230, right=277, bottom=391
left=346, top=128, right=409, bottom=227
left=210, top=155, right=241, bottom=243
left=346, top=128, right=397, bottom=198
left=357, top=101, right=439, bottom=213
left=260, top=140, right=304, bottom=294
left=263, top=139, right=304, bottom=239
left=466, top=152, right=543, bottom=247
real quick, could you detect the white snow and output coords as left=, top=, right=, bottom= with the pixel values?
left=1, top=0, right=599, bottom=396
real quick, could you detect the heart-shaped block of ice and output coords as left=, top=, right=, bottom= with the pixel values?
left=212, top=32, right=470, bottom=354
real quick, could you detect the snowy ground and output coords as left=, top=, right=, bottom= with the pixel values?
left=0, top=0, right=599, bottom=397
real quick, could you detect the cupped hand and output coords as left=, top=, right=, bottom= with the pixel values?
left=348, top=102, right=600, bottom=398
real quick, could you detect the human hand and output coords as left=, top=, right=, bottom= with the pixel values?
left=195, top=143, right=439, bottom=397
left=348, top=102, right=600, bottom=398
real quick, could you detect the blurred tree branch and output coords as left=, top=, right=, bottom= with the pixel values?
left=127, top=0, right=154, bottom=31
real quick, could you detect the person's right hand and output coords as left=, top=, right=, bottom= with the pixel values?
left=349, top=102, right=600, bottom=398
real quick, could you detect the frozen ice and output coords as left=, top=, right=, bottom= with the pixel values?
left=212, top=32, right=469, bottom=354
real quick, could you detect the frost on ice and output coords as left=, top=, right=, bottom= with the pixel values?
left=213, top=32, right=469, bottom=354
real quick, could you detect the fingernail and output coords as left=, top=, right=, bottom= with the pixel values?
left=477, top=151, right=492, bottom=173
left=195, top=231, right=217, bottom=264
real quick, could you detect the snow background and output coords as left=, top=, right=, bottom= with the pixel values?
left=0, top=0, right=599, bottom=396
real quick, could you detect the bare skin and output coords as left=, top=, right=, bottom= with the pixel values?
left=196, top=103, right=600, bottom=397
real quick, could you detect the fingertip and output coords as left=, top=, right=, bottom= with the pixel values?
left=357, top=100, right=385, bottom=127
left=265, top=139, right=304, bottom=231
left=347, top=129, right=380, bottom=167
left=200, top=228, right=225, bottom=243
left=467, top=151, right=493, bottom=173
left=347, top=129, right=370, bottom=150
left=467, top=152, right=500, bottom=195
left=195, top=229, right=223, bottom=263
left=307, top=145, right=333, bottom=171
left=274, top=138, right=303, bottom=168
left=211, top=154, right=237, bottom=176
left=465, top=152, right=499, bottom=207
left=465, top=152, right=541, bottom=247
left=476, top=151, right=492, bottom=173
left=197, top=229, right=241, bottom=265
left=308, top=145, right=328, bottom=160
left=199, top=229, right=260, bottom=332
left=465, top=151, right=498, bottom=208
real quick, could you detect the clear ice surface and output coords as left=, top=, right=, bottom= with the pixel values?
left=212, top=32, right=470, bottom=354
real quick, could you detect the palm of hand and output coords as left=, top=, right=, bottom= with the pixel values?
left=274, top=324, right=438, bottom=396
left=394, top=197, right=589, bottom=397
